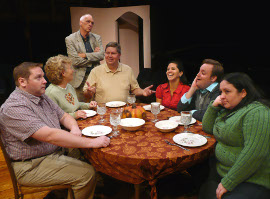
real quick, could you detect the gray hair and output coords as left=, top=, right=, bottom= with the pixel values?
left=105, top=42, right=121, bottom=54
left=80, top=14, right=92, bottom=22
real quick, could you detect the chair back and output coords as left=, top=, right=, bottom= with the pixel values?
left=0, top=131, right=21, bottom=198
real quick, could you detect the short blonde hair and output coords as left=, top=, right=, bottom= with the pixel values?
left=44, top=55, right=72, bottom=85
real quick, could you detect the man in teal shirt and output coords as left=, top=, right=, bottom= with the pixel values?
left=177, top=59, right=224, bottom=121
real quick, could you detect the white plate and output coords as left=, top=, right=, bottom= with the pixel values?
left=106, top=101, right=126, bottom=107
left=173, top=133, right=207, bottom=147
left=143, top=104, right=165, bottom=111
left=169, top=116, right=196, bottom=125
left=83, top=110, right=97, bottom=117
left=82, top=125, right=112, bottom=137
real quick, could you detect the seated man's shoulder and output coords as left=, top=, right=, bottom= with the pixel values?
left=1, top=93, right=28, bottom=111
left=120, top=63, right=133, bottom=71
left=92, top=63, right=105, bottom=72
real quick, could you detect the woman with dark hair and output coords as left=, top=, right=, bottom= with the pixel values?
left=200, top=72, right=270, bottom=199
left=156, top=60, right=190, bottom=110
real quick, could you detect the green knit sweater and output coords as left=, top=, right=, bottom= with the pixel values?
left=45, top=83, right=90, bottom=118
left=202, top=101, right=270, bottom=191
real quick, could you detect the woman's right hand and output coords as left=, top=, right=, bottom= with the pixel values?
left=75, top=110, right=87, bottom=119
left=212, top=95, right=223, bottom=107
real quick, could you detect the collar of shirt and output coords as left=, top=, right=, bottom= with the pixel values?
left=104, top=62, right=122, bottom=73
left=16, top=87, right=44, bottom=105
left=80, top=33, right=89, bottom=42
left=162, top=82, right=184, bottom=94
left=200, top=82, right=218, bottom=94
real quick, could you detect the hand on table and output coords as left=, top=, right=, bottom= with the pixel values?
left=216, top=183, right=228, bottom=199
left=70, top=126, right=82, bottom=137
left=92, top=136, right=110, bottom=148
left=75, top=110, right=87, bottom=120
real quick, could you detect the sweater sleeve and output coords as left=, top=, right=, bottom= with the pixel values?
left=79, top=102, right=90, bottom=110
left=221, top=107, right=270, bottom=191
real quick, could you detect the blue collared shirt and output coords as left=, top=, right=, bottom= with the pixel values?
left=181, top=82, right=218, bottom=114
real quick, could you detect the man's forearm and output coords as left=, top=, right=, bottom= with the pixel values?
left=132, top=88, right=143, bottom=96
left=185, top=87, right=197, bottom=99
left=32, top=126, right=93, bottom=148
left=60, top=113, right=79, bottom=131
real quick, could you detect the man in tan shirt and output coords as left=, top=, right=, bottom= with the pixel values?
left=83, top=42, right=155, bottom=103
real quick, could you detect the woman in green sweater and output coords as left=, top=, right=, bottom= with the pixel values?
left=200, top=73, right=270, bottom=199
left=45, top=55, right=97, bottom=119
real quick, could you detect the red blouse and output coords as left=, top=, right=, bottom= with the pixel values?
left=156, top=82, right=190, bottom=110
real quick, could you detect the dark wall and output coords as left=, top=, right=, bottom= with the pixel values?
left=0, top=0, right=72, bottom=104
left=149, top=2, right=270, bottom=98
left=1, top=0, right=269, bottom=105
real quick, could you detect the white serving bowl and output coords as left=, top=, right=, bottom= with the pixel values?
left=155, top=120, right=178, bottom=132
left=120, top=118, right=145, bottom=131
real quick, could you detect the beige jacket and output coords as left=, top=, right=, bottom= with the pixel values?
left=65, top=30, right=104, bottom=88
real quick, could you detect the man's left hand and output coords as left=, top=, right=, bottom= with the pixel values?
left=216, top=183, right=228, bottom=199
left=70, top=126, right=82, bottom=137
left=142, top=85, right=156, bottom=97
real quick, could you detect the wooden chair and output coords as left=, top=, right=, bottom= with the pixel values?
left=0, top=133, right=74, bottom=199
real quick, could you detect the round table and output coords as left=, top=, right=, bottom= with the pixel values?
left=78, top=104, right=216, bottom=199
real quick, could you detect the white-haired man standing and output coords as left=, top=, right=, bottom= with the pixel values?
left=65, top=14, right=104, bottom=102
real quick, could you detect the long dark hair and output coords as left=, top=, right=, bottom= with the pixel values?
left=168, top=60, right=189, bottom=85
left=222, top=72, right=270, bottom=114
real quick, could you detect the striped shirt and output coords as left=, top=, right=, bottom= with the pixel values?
left=0, top=87, right=65, bottom=161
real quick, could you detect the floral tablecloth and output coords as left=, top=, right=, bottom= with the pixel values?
left=78, top=104, right=216, bottom=199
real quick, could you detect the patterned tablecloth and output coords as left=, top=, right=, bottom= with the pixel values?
left=78, top=104, right=216, bottom=199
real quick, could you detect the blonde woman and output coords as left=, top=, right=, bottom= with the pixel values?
left=45, top=54, right=97, bottom=119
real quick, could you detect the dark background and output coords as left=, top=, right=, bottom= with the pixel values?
left=1, top=0, right=269, bottom=105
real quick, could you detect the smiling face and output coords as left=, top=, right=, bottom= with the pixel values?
left=19, top=67, right=47, bottom=97
left=196, top=63, right=217, bottom=90
left=220, top=80, right=247, bottom=109
left=166, top=63, right=183, bottom=82
left=105, top=47, right=121, bottom=68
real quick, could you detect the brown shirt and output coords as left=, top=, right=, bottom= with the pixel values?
left=0, top=87, right=65, bottom=160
